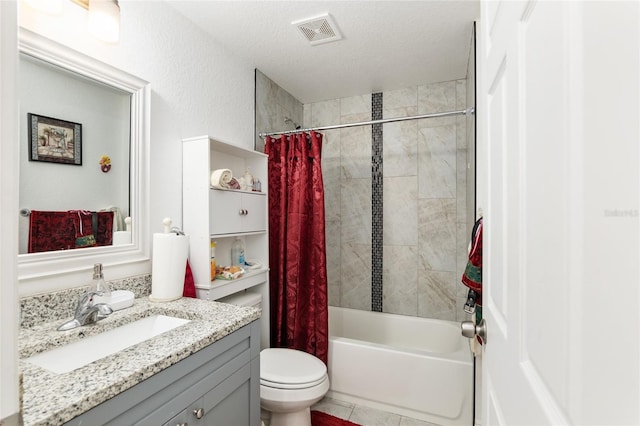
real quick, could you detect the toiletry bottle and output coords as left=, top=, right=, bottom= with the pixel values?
left=210, top=240, right=217, bottom=281
left=90, top=263, right=111, bottom=296
left=231, top=237, right=245, bottom=266
left=243, top=168, right=254, bottom=189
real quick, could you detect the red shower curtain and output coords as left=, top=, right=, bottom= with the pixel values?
left=265, top=131, right=329, bottom=364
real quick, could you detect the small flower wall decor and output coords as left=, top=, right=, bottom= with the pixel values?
left=99, top=155, right=111, bottom=173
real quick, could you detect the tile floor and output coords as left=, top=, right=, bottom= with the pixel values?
left=311, top=396, right=442, bottom=426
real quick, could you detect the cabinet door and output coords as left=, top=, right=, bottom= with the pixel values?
left=202, top=363, right=252, bottom=426
left=241, top=193, right=266, bottom=233
left=210, top=190, right=243, bottom=234
left=162, top=400, right=203, bottom=426
left=210, top=190, right=266, bottom=235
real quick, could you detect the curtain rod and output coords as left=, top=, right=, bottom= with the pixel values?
left=258, top=107, right=474, bottom=138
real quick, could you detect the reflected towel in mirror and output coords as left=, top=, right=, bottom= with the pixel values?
left=28, top=210, right=114, bottom=253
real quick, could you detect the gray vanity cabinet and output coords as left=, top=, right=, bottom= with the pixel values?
left=64, top=319, right=261, bottom=426
left=162, top=362, right=253, bottom=426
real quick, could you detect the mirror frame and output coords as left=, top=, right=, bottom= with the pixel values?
left=18, top=29, right=150, bottom=295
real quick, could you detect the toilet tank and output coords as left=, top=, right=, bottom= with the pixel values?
left=218, top=291, right=262, bottom=309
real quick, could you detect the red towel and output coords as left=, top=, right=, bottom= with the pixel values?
left=72, top=210, right=97, bottom=248
left=95, top=211, right=114, bottom=246
left=183, top=260, right=197, bottom=298
left=461, top=217, right=483, bottom=306
left=28, top=210, right=114, bottom=253
left=28, top=210, right=76, bottom=252
left=462, top=217, right=483, bottom=344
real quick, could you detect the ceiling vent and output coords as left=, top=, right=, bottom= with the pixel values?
left=292, top=13, right=342, bottom=46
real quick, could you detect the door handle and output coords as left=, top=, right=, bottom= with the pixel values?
left=461, top=318, right=487, bottom=344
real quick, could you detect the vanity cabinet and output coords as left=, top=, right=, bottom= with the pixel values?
left=162, top=363, right=252, bottom=426
left=64, top=320, right=261, bottom=426
left=182, top=136, right=269, bottom=348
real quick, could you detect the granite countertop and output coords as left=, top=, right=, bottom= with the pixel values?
left=19, top=297, right=261, bottom=426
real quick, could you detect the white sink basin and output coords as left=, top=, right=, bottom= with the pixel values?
left=25, top=315, right=190, bottom=374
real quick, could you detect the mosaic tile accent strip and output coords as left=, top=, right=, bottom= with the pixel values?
left=371, top=92, right=383, bottom=312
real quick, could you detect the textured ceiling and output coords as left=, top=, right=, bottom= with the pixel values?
left=166, top=1, right=480, bottom=104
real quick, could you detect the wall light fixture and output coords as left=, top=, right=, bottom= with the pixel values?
left=87, top=0, right=120, bottom=43
left=26, top=0, right=121, bottom=43
left=23, top=0, right=63, bottom=15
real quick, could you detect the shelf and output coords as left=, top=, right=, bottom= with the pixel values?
left=210, top=230, right=266, bottom=239
left=195, top=268, right=269, bottom=301
left=210, top=187, right=266, bottom=196
left=183, top=135, right=269, bottom=347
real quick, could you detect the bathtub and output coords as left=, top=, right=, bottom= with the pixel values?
left=327, top=306, right=473, bottom=426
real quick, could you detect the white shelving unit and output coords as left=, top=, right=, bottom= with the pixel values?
left=182, top=135, right=269, bottom=348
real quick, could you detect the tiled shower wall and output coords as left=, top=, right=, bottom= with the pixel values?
left=255, top=72, right=473, bottom=322
left=254, top=70, right=304, bottom=152
left=304, top=81, right=470, bottom=322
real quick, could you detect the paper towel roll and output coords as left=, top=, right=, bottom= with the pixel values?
left=113, top=231, right=131, bottom=245
left=150, top=233, right=189, bottom=302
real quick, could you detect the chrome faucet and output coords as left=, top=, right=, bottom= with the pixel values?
left=58, top=290, right=113, bottom=331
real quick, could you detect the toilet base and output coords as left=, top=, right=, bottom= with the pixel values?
left=269, top=407, right=311, bottom=426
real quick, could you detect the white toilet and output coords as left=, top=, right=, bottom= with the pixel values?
left=218, top=292, right=329, bottom=426
left=260, top=348, right=330, bottom=426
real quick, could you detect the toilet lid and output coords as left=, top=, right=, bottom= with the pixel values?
left=260, top=348, right=327, bottom=388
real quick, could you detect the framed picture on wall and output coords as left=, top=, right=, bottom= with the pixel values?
left=28, top=113, right=82, bottom=165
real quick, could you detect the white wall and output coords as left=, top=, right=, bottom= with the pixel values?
left=0, top=2, right=19, bottom=422
left=19, top=0, right=256, bottom=262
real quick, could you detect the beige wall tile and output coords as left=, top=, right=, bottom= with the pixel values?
left=418, top=125, right=457, bottom=199
left=340, top=243, right=372, bottom=310
left=383, top=176, right=418, bottom=246
left=383, top=245, right=418, bottom=316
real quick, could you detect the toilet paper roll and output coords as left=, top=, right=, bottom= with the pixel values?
left=150, top=233, right=189, bottom=302
left=113, top=231, right=131, bottom=245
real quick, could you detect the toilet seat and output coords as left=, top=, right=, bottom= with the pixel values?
left=260, top=348, right=327, bottom=390
left=261, top=375, right=328, bottom=390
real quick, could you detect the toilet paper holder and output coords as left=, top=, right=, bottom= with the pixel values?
left=162, top=217, right=185, bottom=236
left=151, top=218, right=189, bottom=303
left=170, top=226, right=185, bottom=236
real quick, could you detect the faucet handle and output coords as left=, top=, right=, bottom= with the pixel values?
left=96, top=304, right=113, bottom=315
left=76, top=290, right=103, bottom=313
left=81, top=290, right=102, bottom=302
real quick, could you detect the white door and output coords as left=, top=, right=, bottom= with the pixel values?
left=477, top=1, right=639, bottom=424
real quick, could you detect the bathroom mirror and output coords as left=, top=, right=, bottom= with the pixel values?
left=18, top=29, right=150, bottom=290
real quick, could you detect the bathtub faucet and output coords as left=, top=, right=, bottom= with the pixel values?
left=464, top=289, right=477, bottom=314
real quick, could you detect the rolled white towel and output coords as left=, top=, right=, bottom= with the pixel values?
left=210, top=168, right=233, bottom=189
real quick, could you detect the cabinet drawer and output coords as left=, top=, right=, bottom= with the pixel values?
left=210, top=190, right=266, bottom=235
